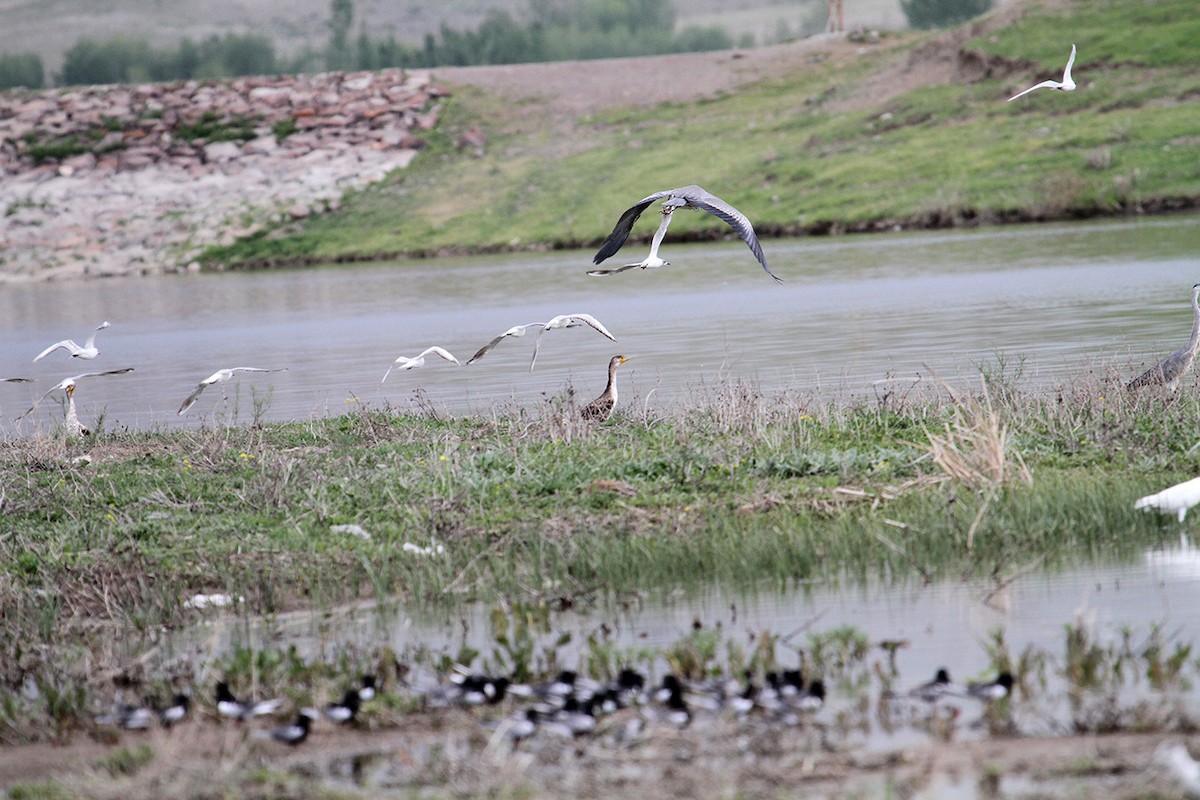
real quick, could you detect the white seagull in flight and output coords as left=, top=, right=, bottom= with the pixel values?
left=588, top=209, right=675, bottom=276
left=33, top=321, right=111, bottom=362
left=14, top=368, right=134, bottom=423
left=466, top=323, right=546, bottom=365
left=381, top=346, right=461, bottom=384
left=530, top=314, right=617, bottom=372
left=592, top=185, right=780, bottom=282
left=178, top=367, right=287, bottom=415
left=1007, top=44, right=1077, bottom=102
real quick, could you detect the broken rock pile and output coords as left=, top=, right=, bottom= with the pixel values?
left=0, top=69, right=446, bottom=283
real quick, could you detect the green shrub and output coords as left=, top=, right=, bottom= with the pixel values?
left=900, top=0, right=993, bottom=29
left=0, top=52, right=44, bottom=89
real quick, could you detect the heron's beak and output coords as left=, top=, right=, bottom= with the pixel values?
left=620, top=356, right=633, bottom=364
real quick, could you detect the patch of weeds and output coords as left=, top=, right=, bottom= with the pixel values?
left=272, top=117, right=298, bottom=141
left=176, top=110, right=259, bottom=143
left=97, top=744, right=153, bottom=778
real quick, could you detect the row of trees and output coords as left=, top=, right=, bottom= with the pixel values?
left=0, top=0, right=994, bottom=90
left=0, top=0, right=736, bottom=89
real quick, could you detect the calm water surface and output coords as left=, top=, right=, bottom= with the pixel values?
left=1, top=214, right=1198, bottom=432
left=193, top=536, right=1200, bottom=749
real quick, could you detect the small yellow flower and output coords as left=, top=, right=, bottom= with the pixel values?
left=239, top=452, right=255, bottom=460
left=439, top=455, right=447, bottom=461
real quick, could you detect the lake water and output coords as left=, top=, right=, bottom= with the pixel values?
left=1, top=213, right=1198, bottom=433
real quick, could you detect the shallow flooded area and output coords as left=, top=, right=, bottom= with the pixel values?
left=1, top=214, right=1197, bottom=433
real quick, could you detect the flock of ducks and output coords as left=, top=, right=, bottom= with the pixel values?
left=96, top=663, right=1013, bottom=748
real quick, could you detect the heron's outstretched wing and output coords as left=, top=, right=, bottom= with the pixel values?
left=592, top=190, right=674, bottom=265
left=682, top=190, right=780, bottom=283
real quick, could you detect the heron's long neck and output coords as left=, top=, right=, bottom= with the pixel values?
left=607, top=363, right=620, bottom=395
left=1189, top=289, right=1200, bottom=355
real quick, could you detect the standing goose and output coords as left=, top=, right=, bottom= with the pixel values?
left=1127, top=283, right=1200, bottom=391
left=581, top=355, right=630, bottom=422
left=593, top=185, right=780, bottom=283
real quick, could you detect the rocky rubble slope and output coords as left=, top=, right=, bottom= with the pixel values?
left=0, top=69, right=444, bottom=283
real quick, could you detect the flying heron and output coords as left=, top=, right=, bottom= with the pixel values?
left=592, top=185, right=780, bottom=282
left=381, top=346, right=460, bottom=384
left=530, top=313, right=616, bottom=372
left=581, top=355, right=631, bottom=422
left=1127, top=283, right=1200, bottom=391
left=1007, top=44, right=1077, bottom=102
left=178, top=367, right=288, bottom=415
left=33, top=320, right=111, bottom=362
left=13, top=367, right=135, bottom=433
left=587, top=208, right=675, bottom=276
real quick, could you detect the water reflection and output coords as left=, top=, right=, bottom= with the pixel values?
left=0, top=214, right=1197, bottom=434
left=187, top=537, right=1200, bottom=750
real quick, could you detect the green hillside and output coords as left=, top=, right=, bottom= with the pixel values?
left=204, top=0, right=1200, bottom=268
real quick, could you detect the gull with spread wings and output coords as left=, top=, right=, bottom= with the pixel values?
left=14, top=368, right=134, bottom=435
left=33, top=321, right=110, bottom=362
left=178, top=367, right=287, bottom=415
left=381, top=347, right=460, bottom=384
left=530, top=314, right=616, bottom=372
left=1007, top=44, right=1077, bottom=102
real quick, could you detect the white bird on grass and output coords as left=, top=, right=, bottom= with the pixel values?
left=530, top=313, right=617, bottom=372
left=381, top=346, right=460, bottom=384
left=14, top=368, right=134, bottom=427
left=1007, top=44, right=1077, bottom=102
left=466, top=323, right=546, bottom=365
left=592, top=185, right=780, bottom=283
left=1156, top=742, right=1200, bottom=798
left=33, top=321, right=111, bottom=362
left=588, top=208, right=675, bottom=276
left=178, top=367, right=287, bottom=415
left=1135, top=477, right=1200, bottom=523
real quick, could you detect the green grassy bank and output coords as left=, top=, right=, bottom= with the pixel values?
left=2, top=374, right=1197, bottom=718
left=202, top=0, right=1200, bottom=268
